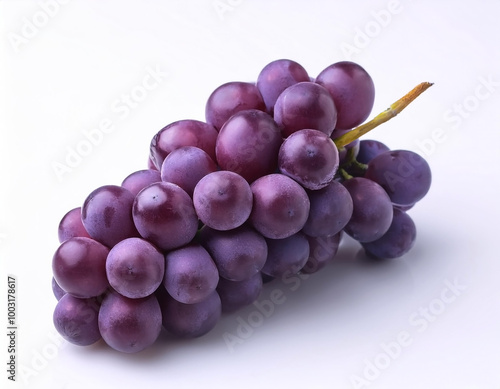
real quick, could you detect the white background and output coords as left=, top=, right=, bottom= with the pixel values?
left=1, top=1, right=500, bottom=388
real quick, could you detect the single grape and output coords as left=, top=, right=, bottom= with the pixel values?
left=362, top=208, right=417, bottom=259
left=205, top=81, right=266, bottom=130
left=357, top=139, right=390, bottom=164
left=52, top=276, right=66, bottom=301
left=52, top=237, right=109, bottom=298
left=278, top=129, right=339, bottom=190
left=163, top=244, right=219, bottom=304
left=147, top=156, right=158, bottom=171
left=273, top=81, right=337, bottom=137
left=150, top=119, right=218, bottom=169
left=316, top=61, right=375, bottom=130
left=58, top=207, right=91, bottom=243
left=249, top=173, right=310, bottom=239
left=261, top=232, right=310, bottom=278
left=302, top=180, right=353, bottom=237
left=132, top=182, right=198, bottom=251
left=215, top=109, right=283, bottom=183
left=98, top=291, right=162, bottom=353
left=301, top=233, right=341, bottom=274
left=342, top=177, right=394, bottom=242
left=364, top=149, right=432, bottom=206
left=158, top=287, right=221, bottom=338
left=160, top=146, right=217, bottom=197
left=121, top=169, right=161, bottom=197
left=198, top=224, right=267, bottom=281
left=81, top=185, right=139, bottom=248
left=193, top=170, right=253, bottom=231
left=216, top=272, right=263, bottom=313
left=53, top=294, right=101, bottom=346
left=106, top=238, right=165, bottom=299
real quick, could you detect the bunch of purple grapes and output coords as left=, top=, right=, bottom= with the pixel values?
left=51, top=59, right=432, bottom=354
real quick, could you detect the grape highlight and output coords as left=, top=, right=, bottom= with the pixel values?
left=50, top=58, right=433, bottom=353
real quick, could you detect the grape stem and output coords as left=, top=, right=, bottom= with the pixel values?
left=333, top=82, right=433, bottom=149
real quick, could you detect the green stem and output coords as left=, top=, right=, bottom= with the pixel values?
left=333, top=82, right=433, bottom=149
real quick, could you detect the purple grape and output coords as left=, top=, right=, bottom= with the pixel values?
left=132, top=182, right=198, bottom=251
left=301, top=233, right=341, bottom=274
left=357, top=139, right=390, bottom=164
left=158, top=288, right=221, bottom=338
left=147, top=156, right=158, bottom=171
left=216, top=272, right=263, bottom=313
left=362, top=208, right=416, bottom=259
left=261, top=232, right=310, bottom=278
left=150, top=119, right=218, bottom=169
left=316, top=61, right=375, bottom=130
left=249, top=173, right=310, bottom=239
left=163, top=244, right=219, bottom=304
left=121, top=169, right=161, bottom=197
left=215, top=109, right=283, bottom=183
left=302, top=180, right=353, bottom=237
left=58, top=207, right=91, bottom=243
left=256, top=59, right=310, bottom=114
left=273, top=82, right=337, bottom=137
left=52, top=276, right=66, bottom=301
left=52, top=237, right=109, bottom=298
left=81, top=185, right=139, bottom=248
left=193, top=170, right=253, bottom=231
left=106, top=238, right=165, bottom=299
left=53, top=294, right=101, bottom=346
left=160, top=146, right=217, bottom=197
left=278, top=129, right=339, bottom=190
left=198, top=224, right=267, bottom=281
left=205, top=81, right=266, bottom=130
left=98, top=291, right=162, bottom=353
left=342, top=177, right=394, bottom=242
left=364, top=150, right=432, bottom=206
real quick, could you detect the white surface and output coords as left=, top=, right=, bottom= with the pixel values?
left=1, top=1, right=500, bottom=388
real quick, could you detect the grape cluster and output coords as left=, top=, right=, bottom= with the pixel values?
left=51, top=59, right=432, bottom=353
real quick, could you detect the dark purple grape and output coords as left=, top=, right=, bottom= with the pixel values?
left=249, top=173, right=310, bottom=239
left=256, top=59, right=310, bottom=114
left=301, top=233, right=341, bottom=274
left=52, top=237, right=109, bottom=298
left=150, top=120, right=218, bottom=169
left=132, top=182, right=198, bottom=251
left=342, top=177, right=393, bottom=242
left=52, top=277, right=66, bottom=301
left=98, top=291, right=162, bottom=353
left=261, top=232, right=310, bottom=278
left=198, top=224, right=267, bottom=281
left=81, top=185, right=139, bottom=248
left=160, top=146, right=217, bottom=197
left=216, top=273, right=263, bottom=313
left=362, top=208, right=416, bottom=259
left=53, top=294, right=101, bottom=346
left=364, top=150, right=432, bottom=206
left=193, top=170, right=253, bottom=231
left=316, top=61, right=375, bottom=130
left=121, top=169, right=161, bottom=197
left=302, top=180, right=353, bottom=237
left=278, top=129, right=339, bottom=190
left=58, top=207, right=91, bottom=243
left=159, top=288, right=221, bottom=338
left=148, top=156, right=158, bottom=171
left=106, top=238, right=165, bottom=299
left=273, top=82, right=337, bottom=137
left=215, top=109, right=282, bottom=183
left=357, top=139, right=390, bottom=164
left=163, top=244, right=219, bottom=304
left=205, top=81, right=266, bottom=130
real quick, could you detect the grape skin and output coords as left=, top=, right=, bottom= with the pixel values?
left=216, top=272, right=263, bottom=313
left=52, top=277, right=66, bottom=300
left=163, top=244, right=219, bottom=305
left=57, top=207, right=91, bottom=243
left=357, top=139, right=390, bottom=164
left=121, top=169, right=161, bottom=197
left=98, top=291, right=162, bottom=353
left=261, top=232, right=310, bottom=278
left=302, top=233, right=341, bottom=274
left=342, top=177, right=394, bottom=243
left=249, top=173, right=310, bottom=239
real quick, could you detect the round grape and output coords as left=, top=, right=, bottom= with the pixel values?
left=357, top=139, right=390, bottom=164
left=121, top=169, right=161, bottom=197
left=261, top=232, right=310, bottom=278
left=301, top=233, right=341, bottom=274
left=216, top=273, right=263, bottom=313
left=58, top=207, right=91, bottom=243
